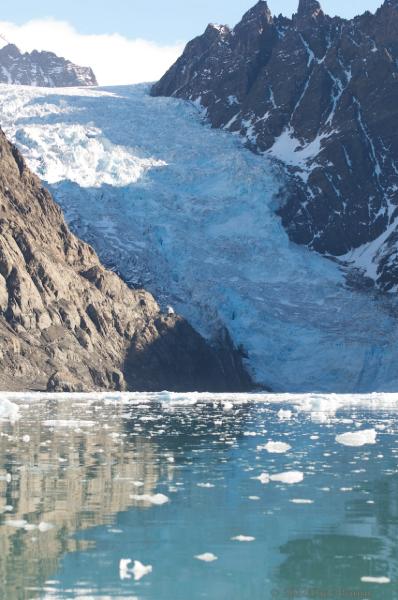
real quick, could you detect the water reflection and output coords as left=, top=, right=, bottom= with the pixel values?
left=274, top=473, right=398, bottom=600
left=0, top=398, right=169, bottom=599
left=0, top=394, right=397, bottom=599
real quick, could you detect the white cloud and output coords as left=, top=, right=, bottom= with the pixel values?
left=0, top=19, right=184, bottom=85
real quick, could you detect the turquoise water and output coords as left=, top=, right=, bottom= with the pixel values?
left=0, top=392, right=397, bottom=599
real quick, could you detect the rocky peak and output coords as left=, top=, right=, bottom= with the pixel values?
left=297, top=0, right=323, bottom=17
left=153, top=0, right=398, bottom=292
left=203, top=23, right=231, bottom=41
left=241, top=0, right=272, bottom=22
left=295, top=0, right=324, bottom=26
left=236, top=0, right=273, bottom=32
left=0, top=43, right=97, bottom=87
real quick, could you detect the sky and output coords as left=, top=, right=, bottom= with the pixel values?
left=0, top=0, right=383, bottom=85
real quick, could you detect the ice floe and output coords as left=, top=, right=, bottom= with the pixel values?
left=130, top=493, right=170, bottom=505
left=335, top=429, right=377, bottom=447
left=195, top=553, right=218, bottom=562
left=119, top=559, right=152, bottom=581
left=231, top=535, right=255, bottom=542
left=257, top=441, right=291, bottom=454
left=270, top=471, right=304, bottom=484
left=0, top=399, right=19, bottom=422
left=360, top=576, right=390, bottom=584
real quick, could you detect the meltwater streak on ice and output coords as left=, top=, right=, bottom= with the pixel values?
left=2, top=84, right=398, bottom=391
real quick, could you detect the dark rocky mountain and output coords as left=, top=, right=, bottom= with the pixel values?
left=0, top=44, right=97, bottom=87
left=0, top=128, right=250, bottom=392
left=152, top=0, right=398, bottom=292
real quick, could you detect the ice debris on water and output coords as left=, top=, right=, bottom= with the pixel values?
left=335, top=429, right=377, bottom=447
left=257, top=441, right=291, bottom=454
left=119, top=559, right=152, bottom=581
left=231, top=535, right=255, bottom=542
left=255, top=471, right=304, bottom=485
left=255, top=472, right=270, bottom=484
left=278, top=409, right=292, bottom=420
left=130, top=493, right=170, bottom=505
left=195, top=553, right=218, bottom=562
left=360, top=576, right=390, bottom=584
left=0, top=399, right=19, bottom=422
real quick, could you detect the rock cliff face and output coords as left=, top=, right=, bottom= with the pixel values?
left=0, top=44, right=97, bottom=87
left=0, top=128, right=250, bottom=392
left=152, top=0, right=398, bottom=292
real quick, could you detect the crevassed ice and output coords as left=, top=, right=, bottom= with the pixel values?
left=2, top=83, right=398, bottom=391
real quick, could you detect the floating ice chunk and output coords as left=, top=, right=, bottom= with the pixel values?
left=197, top=482, right=215, bottom=488
left=336, top=429, right=377, bottom=447
left=290, top=499, right=314, bottom=504
left=5, top=519, right=28, bottom=528
left=0, top=399, right=19, bottom=422
left=38, top=522, right=54, bottom=532
left=133, top=561, right=153, bottom=581
left=255, top=472, right=270, bottom=484
left=278, top=409, right=292, bottom=420
left=258, top=441, right=291, bottom=454
left=222, top=401, right=234, bottom=412
left=195, top=553, right=218, bottom=562
left=132, top=481, right=144, bottom=487
left=22, top=435, right=30, bottom=443
left=130, top=493, right=169, bottom=505
left=119, top=559, right=132, bottom=580
left=270, top=471, right=304, bottom=484
left=119, top=559, right=152, bottom=581
left=361, top=576, right=390, bottom=584
left=249, top=496, right=260, bottom=501
left=232, top=535, right=255, bottom=542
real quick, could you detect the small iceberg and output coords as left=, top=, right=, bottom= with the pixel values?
left=0, top=399, right=19, bottom=422
left=278, top=409, right=292, bottom=420
left=361, top=576, right=390, bottom=584
left=231, top=535, right=255, bottom=542
left=119, top=559, right=152, bottom=581
left=130, top=493, right=170, bottom=505
left=336, top=429, right=377, bottom=447
left=257, top=441, right=291, bottom=454
left=255, top=472, right=270, bottom=484
left=270, top=471, right=304, bottom=484
left=195, top=553, right=218, bottom=562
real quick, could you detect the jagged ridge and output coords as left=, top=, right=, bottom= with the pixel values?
left=152, top=0, right=398, bottom=292
left=0, top=43, right=97, bottom=87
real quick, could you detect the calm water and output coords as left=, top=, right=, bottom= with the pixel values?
left=0, top=392, right=397, bottom=600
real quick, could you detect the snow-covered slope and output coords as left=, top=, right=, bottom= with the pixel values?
left=1, top=83, right=398, bottom=392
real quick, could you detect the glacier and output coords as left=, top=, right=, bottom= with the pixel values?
left=1, top=82, right=398, bottom=392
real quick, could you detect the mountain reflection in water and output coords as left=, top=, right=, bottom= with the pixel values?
left=0, top=392, right=397, bottom=600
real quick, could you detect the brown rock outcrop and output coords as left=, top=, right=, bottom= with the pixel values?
left=0, top=129, right=251, bottom=392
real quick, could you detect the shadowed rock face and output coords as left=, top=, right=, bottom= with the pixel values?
left=152, top=0, right=398, bottom=292
left=0, top=44, right=97, bottom=87
left=0, top=129, right=251, bottom=392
